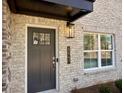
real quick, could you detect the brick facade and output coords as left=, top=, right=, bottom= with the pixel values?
left=2, top=0, right=122, bottom=93
left=2, top=0, right=12, bottom=93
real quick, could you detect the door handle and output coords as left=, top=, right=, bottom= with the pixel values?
left=53, top=61, right=55, bottom=65
left=52, top=57, right=56, bottom=64
left=52, top=57, right=56, bottom=70
left=52, top=57, right=59, bottom=63
left=52, top=56, right=55, bottom=61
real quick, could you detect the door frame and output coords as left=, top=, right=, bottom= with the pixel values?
left=25, top=24, right=59, bottom=93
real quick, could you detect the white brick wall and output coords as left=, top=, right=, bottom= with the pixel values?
left=2, top=0, right=12, bottom=93
left=5, top=0, right=122, bottom=93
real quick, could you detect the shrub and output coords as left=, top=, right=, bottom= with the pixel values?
left=99, top=85, right=112, bottom=93
left=115, top=79, right=122, bottom=92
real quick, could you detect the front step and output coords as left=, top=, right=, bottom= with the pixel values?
left=37, top=89, right=58, bottom=93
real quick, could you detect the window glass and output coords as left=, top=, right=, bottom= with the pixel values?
left=101, top=51, right=112, bottom=66
left=101, top=35, right=112, bottom=50
left=84, top=34, right=98, bottom=50
left=33, top=32, right=39, bottom=45
left=39, top=33, right=45, bottom=45
left=44, top=34, right=50, bottom=45
left=33, top=32, right=50, bottom=45
left=84, top=52, right=98, bottom=69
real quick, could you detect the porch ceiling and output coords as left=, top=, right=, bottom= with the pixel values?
left=7, top=0, right=95, bottom=22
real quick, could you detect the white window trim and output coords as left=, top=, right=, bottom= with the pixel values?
left=83, top=32, right=115, bottom=71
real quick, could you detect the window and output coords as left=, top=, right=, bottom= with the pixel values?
left=83, top=33, right=114, bottom=69
left=33, top=32, right=50, bottom=45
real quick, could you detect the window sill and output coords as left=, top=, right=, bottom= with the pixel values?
left=83, top=66, right=116, bottom=75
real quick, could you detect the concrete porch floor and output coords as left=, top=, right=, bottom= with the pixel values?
left=37, top=89, right=58, bottom=93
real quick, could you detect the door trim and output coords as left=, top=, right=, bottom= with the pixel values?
left=25, top=24, right=59, bottom=93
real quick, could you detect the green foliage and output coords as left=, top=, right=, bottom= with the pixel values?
left=84, top=34, right=95, bottom=50
left=115, top=79, right=122, bottom=91
left=99, top=85, right=112, bottom=93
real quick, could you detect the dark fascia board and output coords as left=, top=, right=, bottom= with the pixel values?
left=43, top=0, right=93, bottom=11
left=87, top=0, right=96, bottom=2
left=7, top=0, right=17, bottom=13
left=69, top=11, right=91, bottom=22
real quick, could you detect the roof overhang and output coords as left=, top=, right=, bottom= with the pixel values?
left=7, top=0, right=95, bottom=22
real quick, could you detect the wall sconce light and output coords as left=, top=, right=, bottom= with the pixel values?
left=66, top=22, right=75, bottom=38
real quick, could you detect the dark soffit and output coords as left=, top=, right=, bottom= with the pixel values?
left=7, top=0, right=95, bottom=22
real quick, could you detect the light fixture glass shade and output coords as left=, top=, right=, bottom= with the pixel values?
left=66, top=23, right=75, bottom=38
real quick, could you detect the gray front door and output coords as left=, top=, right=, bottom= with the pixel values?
left=28, top=27, right=56, bottom=93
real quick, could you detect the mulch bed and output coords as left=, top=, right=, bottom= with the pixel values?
left=71, top=82, right=120, bottom=93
